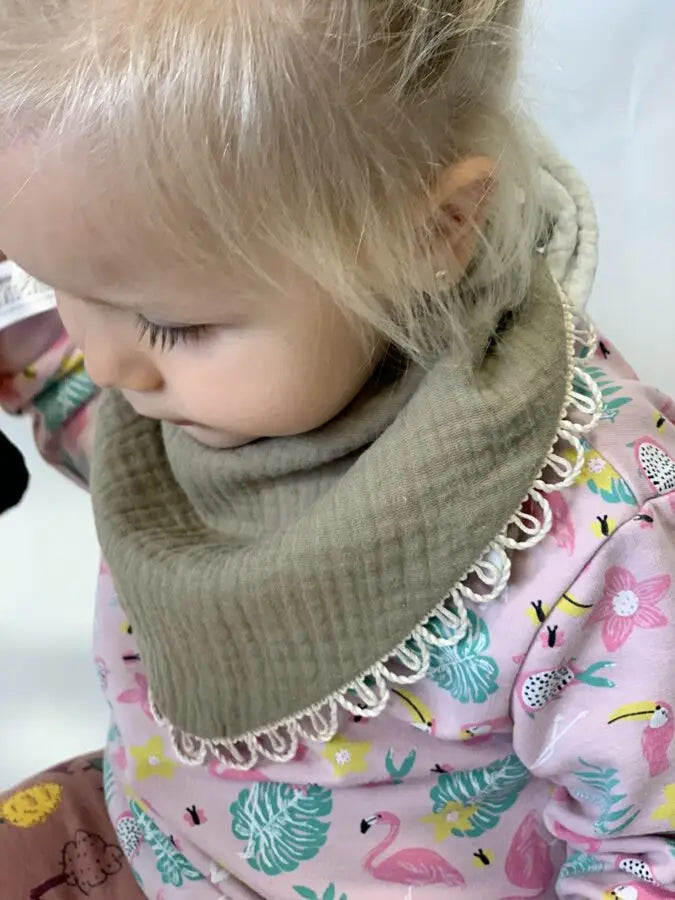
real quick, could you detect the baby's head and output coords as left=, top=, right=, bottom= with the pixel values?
left=0, top=0, right=539, bottom=447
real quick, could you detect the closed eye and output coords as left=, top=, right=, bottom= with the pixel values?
left=136, top=315, right=209, bottom=351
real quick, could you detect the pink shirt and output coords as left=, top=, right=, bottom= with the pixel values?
left=3, top=329, right=675, bottom=899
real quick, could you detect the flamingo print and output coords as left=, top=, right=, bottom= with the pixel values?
left=116, top=673, right=153, bottom=720
left=504, top=812, right=553, bottom=893
left=459, top=715, right=512, bottom=744
left=360, top=812, right=465, bottom=887
left=207, top=743, right=307, bottom=783
left=207, top=759, right=270, bottom=783
left=550, top=820, right=600, bottom=854
left=608, top=701, right=675, bottom=777
left=549, top=490, right=575, bottom=555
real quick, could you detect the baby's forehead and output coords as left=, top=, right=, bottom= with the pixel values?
left=0, top=143, right=120, bottom=270
left=0, top=138, right=296, bottom=320
left=0, top=139, right=191, bottom=295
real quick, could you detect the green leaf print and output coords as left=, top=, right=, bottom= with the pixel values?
left=430, top=754, right=530, bottom=838
left=102, top=752, right=116, bottom=808
left=558, top=850, right=605, bottom=881
left=230, top=782, right=333, bottom=876
left=33, top=367, right=97, bottom=432
left=581, top=365, right=633, bottom=423
left=384, top=748, right=416, bottom=784
left=129, top=800, right=204, bottom=887
left=572, top=759, right=640, bottom=837
left=293, top=886, right=347, bottom=900
left=587, top=476, right=637, bottom=506
left=427, top=609, right=499, bottom=703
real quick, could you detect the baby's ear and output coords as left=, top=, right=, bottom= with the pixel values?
left=428, top=156, right=496, bottom=275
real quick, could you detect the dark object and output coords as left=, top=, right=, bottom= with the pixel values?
left=0, top=427, right=29, bottom=513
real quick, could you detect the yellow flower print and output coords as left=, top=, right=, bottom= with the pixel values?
left=421, top=801, right=478, bottom=841
left=130, top=736, right=176, bottom=781
left=652, top=784, right=675, bottom=828
left=320, top=734, right=372, bottom=777
left=566, top=448, right=616, bottom=492
left=564, top=446, right=637, bottom=506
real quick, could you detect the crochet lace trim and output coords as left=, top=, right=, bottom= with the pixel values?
left=149, top=276, right=604, bottom=770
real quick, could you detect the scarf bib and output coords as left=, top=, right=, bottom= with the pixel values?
left=91, top=264, right=599, bottom=767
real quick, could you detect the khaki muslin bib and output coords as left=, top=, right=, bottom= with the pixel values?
left=91, top=264, right=568, bottom=743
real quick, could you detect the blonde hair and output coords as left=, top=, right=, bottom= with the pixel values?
left=0, top=0, right=541, bottom=364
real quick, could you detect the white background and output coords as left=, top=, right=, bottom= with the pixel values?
left=1, top=0, right=674, bottom=787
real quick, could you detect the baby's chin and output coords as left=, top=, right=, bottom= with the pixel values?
left=178, top=422, right=254, bottom=449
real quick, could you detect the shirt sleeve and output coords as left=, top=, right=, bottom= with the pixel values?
left=0, top=326, right=99, bottom=489
left=512, top=481, right=675, bottom=898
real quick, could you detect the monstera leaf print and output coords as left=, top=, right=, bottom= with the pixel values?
left=34, top=366, right=97, bottom=432
left=572, top=759, right=640, bottom=837
left=230, top=782, right=333, bottom=876
left=427, top=609, right=499, bottom=703
left=129, top=800, right=204, bottom=887
left=430, top=754, right=530, bottom=838
left=581, top=365, right=633, bottom=423
left=559, top=850, right=605, bottom=881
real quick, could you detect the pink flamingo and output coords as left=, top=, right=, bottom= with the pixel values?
left=608, top=701, right=675, bottom=777
left=360, top=812, right=465, bottom=887
left=208, top=759, right=270, bottom=783
left=208, top=743, right=308, bottom=784
left=116, top=673, right=153, bottom=720
left=504, top=812, right=553, bottom=893
left=548, top=491, right=575, bottom=555
left=550, top=821, right=600, bottom=854
left=110, top=744, right=127, bottom=772
left=550, top=785, right=603, bottom=853
left=459, top=715, right=512, bottom=744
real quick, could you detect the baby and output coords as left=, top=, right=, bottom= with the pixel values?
left=0, top=1, right=674, bottom=898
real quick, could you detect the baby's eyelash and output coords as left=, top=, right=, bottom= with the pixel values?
left=136, top=315, right=208, bottom=351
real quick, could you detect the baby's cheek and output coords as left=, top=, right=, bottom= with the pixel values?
left=174, top=326, right=375, bottom=438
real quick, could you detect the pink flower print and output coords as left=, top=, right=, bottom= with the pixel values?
left=116, top=673, right=152, bottom=720
left=587, top=567, right=671, bottom=652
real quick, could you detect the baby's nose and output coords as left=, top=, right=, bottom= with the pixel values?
left=84, top=340, right=163, bottom=393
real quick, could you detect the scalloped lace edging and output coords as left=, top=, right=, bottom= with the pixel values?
left=148, top=276, right=604, bottom=770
